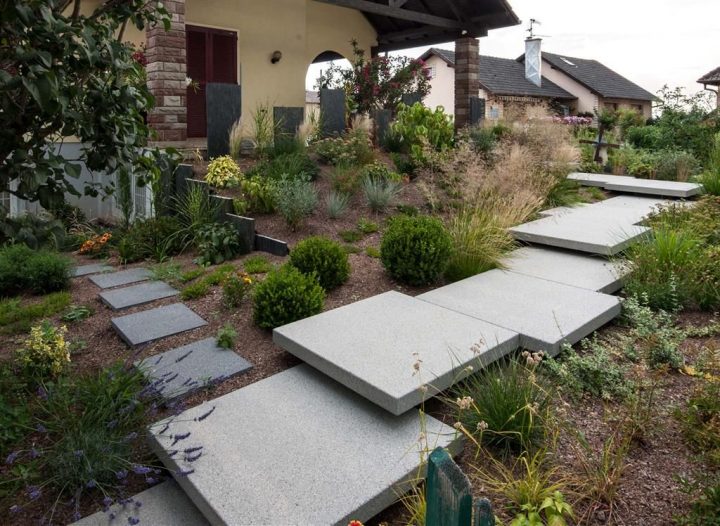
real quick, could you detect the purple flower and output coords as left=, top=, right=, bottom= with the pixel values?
left=36, top=424, right=47, bottom=433
left=183, top=446, right=203, bottom=454
left=132, top=465, right=152, bottom=475
left=37, top=386, right=48, bottom=400
left=124, top=432, right=138, bottom=442
left=194, top=406, right=216, bottom=422
left=30, top=448, right=41, bottom=459
left=175, top=350, right=193, bottom=363
left=9, top=504, right=21, bottom=514
left=115, top=469, right=128, bottom=480
left=5, top=451, right=19, bottom=465
left=176, top=468, right=195, bottom=477
left=128, top=517, right=140, bottom=525
left=27, top=486, right=41, bottom=500
left=157, top=423, right=170, bottom=435
left=74, top=449, right=84, bottom=458
left=170, top=431, right=191, bottom=446
left=103, top=496, right=113, bottom=507
left=185, top=451, right=202, bottom=462
left=72, top=511, right=81, bottom=521
left=135, top=500, right=142, bottom=508
left=107, top=419, right=118, bottom=429
left=86, top=479, right=97, bottom=489
left=109, top=512, right=117, bottom=520
left=145, top=477, right=157, bottom=484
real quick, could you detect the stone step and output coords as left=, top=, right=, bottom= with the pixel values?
left=501, top=246, right=627, bottom=293
left=274, top=291, right=519, bottom=415
left=112, top=303, right=207, bottom=348
left=89, top=267, right=151, bottom=289
left=99, top=280, right=179, bottom=310
left=418, top=270, right=621, bottom=355
left=149, top=365, right=462, bottom=526
left=569, top=172, right=702, bottom=198
left=136, top=337, right=252, bottom=400
left=71, top=480, right=209, bottom=526
left=72, top=263, right=113, bottom=277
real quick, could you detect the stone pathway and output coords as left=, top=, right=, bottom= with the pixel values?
left=569, top=172, right=703, bottom=198
left=89, top=267, right=151, bottom=289
left=99, top=281, right=179, bottom=310
left=112, top=303, right=207, bottom=347
left=72, top=263, right=113, bottom=277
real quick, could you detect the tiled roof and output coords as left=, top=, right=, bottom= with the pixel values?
left=698, top=66, right=720, bottom=85
left=540, top=52, right=656, bottom=102
left=421, top=48, right=575, bottom=100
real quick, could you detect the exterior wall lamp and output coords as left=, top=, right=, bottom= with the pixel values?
left=271, top=51, right=282, bottom=64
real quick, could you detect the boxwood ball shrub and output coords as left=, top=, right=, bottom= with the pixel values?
left=253, top=265, right=325, bottom=329
left=380, top=215, right=452, bottom=286
left=289, top=236, right=349, bottom=291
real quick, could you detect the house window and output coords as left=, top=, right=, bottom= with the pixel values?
left=605, top=102, right=618, bottom=111
left=0, top=191, right=10, bottom=218
left=134, top=179, right=147, bottom=219
left=488, top=106, right=500, bottom=119
left=633, top=104, right=643, bottom=113
left=425, top=65, right=436, bottom=79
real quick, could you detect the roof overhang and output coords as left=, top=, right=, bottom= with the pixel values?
left=313, top=0, right=520, bottom=52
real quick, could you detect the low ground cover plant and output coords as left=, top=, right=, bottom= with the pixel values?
left=216, top=323, right=238, bottom=349
left=15, top=321, right=70, bottom=381
left=0, top=292, right=71, bottom=335
left=253, top=265, right=324, bottom=329
left=222, top=270, right=253, bottom=308
left=289, top=236, right=349, bottom=291
left=194, top=222, right=245, bottom=266
left=243, top=255, right=272, bottom=274
left=380, top=214, right=451, bottom=286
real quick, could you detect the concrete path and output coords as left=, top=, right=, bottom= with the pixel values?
left=569, top=172, right=702, bottom=198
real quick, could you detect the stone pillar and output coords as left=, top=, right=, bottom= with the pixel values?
left=454, top=37, right=480, bottom=129
left=146, top=0, right=187, bottom=143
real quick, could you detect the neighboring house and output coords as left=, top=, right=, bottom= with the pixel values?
left=422, top=38, right=655, bottom=120
left=7, top=0, right=520, bottom=220
left=697, top=66, right=720, bottom=108
left=421, top=47, right=576, bottom=120
left=305, top=90, right=321, bottom=121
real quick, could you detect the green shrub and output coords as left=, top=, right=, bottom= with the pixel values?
left=0, top=244, right=71, bottom=296
left=15, top=321, right=70, bottom=381
left=325, top=190, right=349, bottom=219
left=360, top=161, right=403, bottom=183
left=362, top=177, right=401, bottom=213
left=275, top=176, right=318, bottom=230
left=676, top=475, right=720, bottom=526
left=365, top=246, right=380, bottom=258
left=206, top=155, right=242, bottom=188
left=676, top=380, right=720, bottom=468
left=251, top=151, right=319, bottom=181
left=118, top=216, right=185, bottom=263
left=390, top=103, right=454, bottom=165
left=609, top=145, right=658, bottom=178
left=0, top=214, right=65, bottom=250
left=222, top=271, right=253, bottom=308
left=625, top=125, right=662, bottom=150
left=180, top=268, right=206, bottom=282
left=655, top=150, right=700, bottom=181
left=194, top=222, right=245, bottom=266
left=314, top=128, right=374, bottom=166
left=357, top=218, right=379, bottom=234
left=453, top=359, right=550, bottom=451
left=339, top=229, right=363, bottom=243
left=0, top=365, right=29, bottom=457
left=216, top=324, right=237, bottom=349
left=235, top=175, right=277, bottom=214
left=390, top=152, right=419, bottom=177
left=253, top=265, right=324, bottom=329
left=180, top=280, right=210, bottom=300
left=61, top=304, right=93, bottom=323
left=380, top=215, right=452, bottom=286
left=244, top=255, right=272, bottom=274
left=329, top=163, right=363, bottom=195
left=623, top=295, right=686, bottom=369
left=0, top=292, right=71, bottom=335
left=149, top=261, right=183, bottom=283
left=543, top=340, right=632, bottom=401
left=701, top=132, right=720, bottom=196
left=289, top=236, right=349, bottom=290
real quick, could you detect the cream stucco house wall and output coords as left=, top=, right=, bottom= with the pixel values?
left=424, top=54, right=455, bottom=115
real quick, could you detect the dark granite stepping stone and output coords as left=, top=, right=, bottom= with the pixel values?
left=99, top=281, right=179, bottom=310
left=136, top=337, right=252, bottom=400
left=72, top=263, right=113, bottom=277
left=111, top=303, right=207, bottom=347
left=89, top=268, right=150, bottom=289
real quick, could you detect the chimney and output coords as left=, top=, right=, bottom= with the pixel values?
left=525, top=38, right=542, bottom=87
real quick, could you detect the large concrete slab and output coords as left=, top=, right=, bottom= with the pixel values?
left=136, top=337, right=252, bottom=400
left=418, top=270, right=621, bottom=355
left=71, top=480, right=209, bottom=526
left=501, top=246, right=627, bottom=294
left=274, top=291, right=519, bottom=415
left=569, top=172, right=702, bottom=198
left=149, top=365, right=462, bottom=526
left=112, top=303, right=207, bottom=347
left=99, top=280, right=179, bottom=310
left=510, top=215, right=650, bottom=255
left=89, top=267, right=150, bottom=289
left=538, top=204, right=589, bottom=217
left=72, top=263, right=113, bottom=277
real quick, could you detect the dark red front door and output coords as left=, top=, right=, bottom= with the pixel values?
left=186, top=26, right=238, bottom=138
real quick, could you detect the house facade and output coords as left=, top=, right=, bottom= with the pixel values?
left=697, top=66, right=720, bottom=108
left=422, top=38, right=655, bottom=121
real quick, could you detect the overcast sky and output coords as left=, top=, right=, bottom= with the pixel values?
left=307, top=0, right=720, bottom=96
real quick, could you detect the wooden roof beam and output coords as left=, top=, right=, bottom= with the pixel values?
left=313, top=0, right=462, bottom=29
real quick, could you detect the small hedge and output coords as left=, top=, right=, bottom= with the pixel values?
left=289, top=236, right=349, bottom=291
left=253, top=265, right=324, bottom=329
left=380, top=215, right=452, bottom=286
left=0, top=244, right=71, bottom=296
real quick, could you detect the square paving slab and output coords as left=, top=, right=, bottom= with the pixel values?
left=418, top=270, right=621, bottom=355
left=501, top=247, right=627, bottom=293
left=72, top=263, right=113, bottom=277
left=71, top=480, right=209, bottom=526
left=274, top=291, right=519, bottom=415
left=112, top=303, right=207, bottom=347
left=89, top=267, right=150, bottom=289
left=99, top=280, right=179, bottom=310
left=149, top=364, right=462, bottom=526
left=136, top=337, right=252, bottom=400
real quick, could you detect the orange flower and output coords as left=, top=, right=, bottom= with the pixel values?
left=348, top=522, right=364, bottom=526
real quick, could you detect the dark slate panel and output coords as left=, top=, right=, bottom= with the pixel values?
left=254, top=234, right=289, bottom=256
left=470, top=97, right=486, bottom=126
left=212, top=195, right=235, bottom=221
left=273, top=107, right=304, bottom=139
left=372, top=109, right=392, bottom=146
left=320, top=89, right=345, bottom=137
left=174, top=164, right=194, bottom=198
left=206, top=83, right=241, bottom=159
left=401, top=92, right=422, bottom=106
left=225, top=214, right=255, bottom=255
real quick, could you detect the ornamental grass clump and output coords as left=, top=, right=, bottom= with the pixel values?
left=253, top=265, right=324, bottom=329
left=289, top=236, right=349, bottom=291
left=380, top=215, right=451, bottom=286
left=275, top=175, right=318, bottom=230
left=362, top=176, right=401, bottom=213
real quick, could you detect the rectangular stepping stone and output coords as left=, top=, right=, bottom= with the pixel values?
left=71, top=480, right=209, bottom=526
left=136, top=337, right=252, bottom=400
left=538, top=204, right=588, bottom=217
left=112, top=303, right=207, bottom=347
left=603, top=178, right=702, bottom=198
left=149, top=365, right=462, bottom=526
left=72, top=263, right=113, bottom=277
left=99, top=281, right=179, bottom=310
left=274, top=291, right=518, bottom=415
left=418, top=270, right=621, bottom=355
left=510, top=214, right=650, bottom=255
left=501, top=247, right=627, bottom=293
left=89, top=267, right=150, bottom=289
left=568, top=172, right=633, bottom=187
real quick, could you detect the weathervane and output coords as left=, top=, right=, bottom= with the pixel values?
left=527, top=18, right=541, bottom=39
